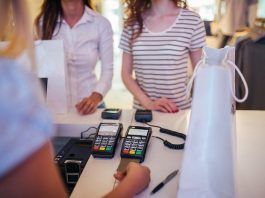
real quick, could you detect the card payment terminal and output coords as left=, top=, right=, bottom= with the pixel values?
left=92, top=123, right=123, bottom=158
left=120, top=126, right=152, bottom=162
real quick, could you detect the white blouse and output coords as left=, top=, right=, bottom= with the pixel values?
left=52, top=6, right=113, bottom=108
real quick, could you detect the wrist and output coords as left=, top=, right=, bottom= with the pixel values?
left=91, top=92, right=103, bottom=102
left=142, top=99, right=154, bottom=110
left=118, top=178, right=138, bottom=196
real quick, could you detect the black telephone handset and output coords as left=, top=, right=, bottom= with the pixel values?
left=120, top=126, right=152, bottom=163
left=92, top=123, right=123, bottom=158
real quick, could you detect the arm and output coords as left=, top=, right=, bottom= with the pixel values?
left=189, top=48, right=203, bottom=70
left=0, top=142, right=67, bottom=198
left=76, top=18, right=113, bottom=115
left=189, top=14, right=205, bottom=70
left=121, top=52, right=151, bottom=109
left=103, top=162, right=150, bottom=198
left=121, top=52, right=177, bottom=113
left=95, top=17, right=113, bottom=97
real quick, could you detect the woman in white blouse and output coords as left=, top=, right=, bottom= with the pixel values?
left=35, top=0, right=113, bottom=115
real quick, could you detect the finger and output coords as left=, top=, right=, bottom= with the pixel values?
left=75, top=101, right=83, bottom=111
left=89, top=107, right=97, bottom=114
left=83, top=105, right=96, bottom=115
left=157, top=105, right=169, bottom=113
left=173, top=107, right=179, bottom=113
left=165, top=100, right=176, bottom=111
left=81, top=102, right=94, bottom=115
left=78, top=99, right=92, bottom=114
left=156, top=98, right=173, bottom=112
left=163, top=99, right=179, bottom=112
left=114, top=171, right=126, bottom=181
left=76, top=98, right=88, bottom=111
left=158, top=102, right=172, bottom=113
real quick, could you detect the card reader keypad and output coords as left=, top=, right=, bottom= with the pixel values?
left=122, top=135, right=146, bottom=156
left=93, top=136, right=115, bottom=152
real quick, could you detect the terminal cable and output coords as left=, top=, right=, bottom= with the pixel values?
left=144, top=123, right=186, bottom=150
left=80, top=127, right=98, bottom=140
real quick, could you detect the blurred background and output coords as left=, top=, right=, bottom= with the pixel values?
left=26, top=0, right=265, bottom=109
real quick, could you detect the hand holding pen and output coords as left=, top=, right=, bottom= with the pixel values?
left=150, top=169, right=179, bottom=195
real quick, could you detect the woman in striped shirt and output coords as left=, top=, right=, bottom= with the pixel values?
left=120, top=0, right=206, bottom=113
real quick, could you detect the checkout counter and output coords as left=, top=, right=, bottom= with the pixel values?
left=53, top=109, right=265, bottom=198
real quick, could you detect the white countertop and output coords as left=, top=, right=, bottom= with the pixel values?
left=53, top=110, right=265, bottom=198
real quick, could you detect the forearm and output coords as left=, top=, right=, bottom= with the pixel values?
left=97, top=17, right=113, bottom=96
left=0, top=142, right=67, bottom=198
left=122, top=74, right=151, bottom=108
left=190, top=49, right=203, bottom=70
left=96, top=49, right=113, bottom=96
left=94, top=71, right=113, bottom=97
left=103, top=179, right=135, bottom=198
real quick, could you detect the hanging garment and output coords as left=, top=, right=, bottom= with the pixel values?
left=236, top=36, right=265, bottom=110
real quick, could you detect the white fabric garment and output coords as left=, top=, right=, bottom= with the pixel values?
left=0, top=58, right=54, bottom=179
left=52, top=6, right=113, bottom=108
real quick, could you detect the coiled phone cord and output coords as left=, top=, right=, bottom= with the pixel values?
left=145, top=123, right=186, bottom=150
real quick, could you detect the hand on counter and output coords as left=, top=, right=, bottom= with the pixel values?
left=75, top=92, right=103, bottom=115
left=146, top=97, right=179, bottom=113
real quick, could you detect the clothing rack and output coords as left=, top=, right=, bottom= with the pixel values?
left=235, top=19, right=265, bottom=110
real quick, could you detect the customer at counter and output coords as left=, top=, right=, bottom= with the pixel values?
left=35, top=0, right=114, bottom=115
left=120, top=0, right=206, bottom=113
left=0, top=1, right=150, bottom=197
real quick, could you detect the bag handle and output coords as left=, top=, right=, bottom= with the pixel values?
left=185, top=56, right=205, bottom=99
left=185, top=48, right=248, bottom=103
left=224, top=59, right=249, bottom=103
left=222, top=49, right=249, bottom=103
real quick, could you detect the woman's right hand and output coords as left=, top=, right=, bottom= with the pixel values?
left=146, top=97, right=179, bottom=113
left=114, top=162, right=151, bottom=195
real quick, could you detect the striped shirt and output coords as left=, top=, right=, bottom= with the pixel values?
left=119, top=8, right=206, bottom=109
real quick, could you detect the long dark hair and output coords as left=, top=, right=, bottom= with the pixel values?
left=123, top=0, right=187, bottom=43
left=35, top=0, right=93, bottom=40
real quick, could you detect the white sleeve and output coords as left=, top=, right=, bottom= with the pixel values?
left=94, top=17, right=114, bottom=97
left=0, top=59, right=54, bottom=179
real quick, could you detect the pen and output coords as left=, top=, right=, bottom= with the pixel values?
left=150, top=169, right=179, bottom=195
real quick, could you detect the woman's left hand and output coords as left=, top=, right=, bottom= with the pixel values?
left=75, top=92, right=103, bottom=115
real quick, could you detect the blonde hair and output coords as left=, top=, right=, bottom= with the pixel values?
left=0, top=0, right=34, bottom=66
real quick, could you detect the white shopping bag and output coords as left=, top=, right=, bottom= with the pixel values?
left=177, top=47, right=248, bottom=198
left=0, top=40, right=68, bottom=114
left=17, top=40, right=68, bottom=114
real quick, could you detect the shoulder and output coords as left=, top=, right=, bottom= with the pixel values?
left=122, top=22, right=141, bottom=35
left=0, top=58, right=31, bottom=85
left=0, top=58, right=42, bottom=107
left=85, top=6, right=112, bottom=29
left=0, top=58, right=53, bottom=131
left=180, top=8, right=203, bottom=22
